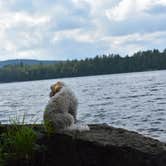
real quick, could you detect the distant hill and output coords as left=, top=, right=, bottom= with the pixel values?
left=0, top=49, right=166, bottom=83
left=0, top=59, right=61, bottom=67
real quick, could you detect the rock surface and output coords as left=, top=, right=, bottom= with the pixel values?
left=1, top=124, right=166, bottom=166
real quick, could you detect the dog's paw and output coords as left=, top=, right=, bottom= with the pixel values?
left=67, top=123, right=90, bottom=131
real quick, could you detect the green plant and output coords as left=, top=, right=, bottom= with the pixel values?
left=0, top=146, right=5, bottom=166
left=3, top=125, right=37, bottom=159
left=0, top=114, right=37, bottom=162
left=44, top=119, right=55, bottom=136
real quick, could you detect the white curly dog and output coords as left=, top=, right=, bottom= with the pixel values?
left=44, top=81, right=89, bottom=132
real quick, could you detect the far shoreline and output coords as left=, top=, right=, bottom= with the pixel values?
left=0, top=68, right=166, bottom=84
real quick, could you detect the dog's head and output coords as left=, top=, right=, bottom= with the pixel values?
left=49, top=81, right=64, bottom=97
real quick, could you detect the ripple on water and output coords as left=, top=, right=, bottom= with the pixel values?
left=103, top=96, right=112, bottom=100
left=147, top=128, right=165, bottom=133
left=88, top=101, right=113, bottom=107
left=119, top=94, right=147, bottom=99
left=156, top=108, right=165, bottom=112
left=157, top=102, right=166, bottom=105
left=122, top=115, right=135, bottom=120
left=154, top=97, right=165, bottom=100
left=0, top=119, right=8, bottom=123
left=150, top=88, right=158, bottom=92
left=94, top=113, right=105, bottom=119
left=150, top=121, right=161, bottom=125
left=130, top=105, right=139, bottom=109
left=82, top=89, right=89, bottom=92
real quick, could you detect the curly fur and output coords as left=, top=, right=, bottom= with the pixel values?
left=44, top=81, right=78, bottom=132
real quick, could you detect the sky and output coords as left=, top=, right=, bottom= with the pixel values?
left=0, top=0, right=166, bottom=60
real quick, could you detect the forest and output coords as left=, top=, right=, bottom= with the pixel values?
left=0, top=49, right=166, bottom=82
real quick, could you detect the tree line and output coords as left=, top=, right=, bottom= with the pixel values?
left=0, top=49, right=166, bottom=82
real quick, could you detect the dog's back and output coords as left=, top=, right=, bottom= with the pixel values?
left=44, top=82, right=77, bottom=132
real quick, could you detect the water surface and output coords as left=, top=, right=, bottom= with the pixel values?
left=0, top=70, right=166, bottom=142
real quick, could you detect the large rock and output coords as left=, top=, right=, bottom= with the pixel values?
left=1, top=124, right=166, bottom=166
left=36, top=124, right=166, bottom=166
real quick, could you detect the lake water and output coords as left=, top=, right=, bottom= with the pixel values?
left=0, top=70, right=166, bottom=142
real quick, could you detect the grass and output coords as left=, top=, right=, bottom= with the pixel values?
left=0, top=147, right=5, bottom=166
left=3, top=125, right=37, bottom=159
left=0, top=114, right=38, bottom=164
left=44, top=119, right=55, bottom=136
left=44, top=109, right=56, bottom=135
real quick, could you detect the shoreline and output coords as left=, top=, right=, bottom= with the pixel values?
left=0, top=69, right=166, bottom=84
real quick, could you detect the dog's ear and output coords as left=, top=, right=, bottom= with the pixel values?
left=54, top=83, right=63, bottom=93
left=49, top=82, right=63, bottom=97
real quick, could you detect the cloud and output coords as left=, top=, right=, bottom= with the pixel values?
left=105, top=0, right=166, bottom=22
left=0, top=0, right=166, bottom=60
left=102, top=31, right=166, bottom=55
left=104, top=0, right=166, bottom=35
left=105, top=0, right=150, bottom=22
